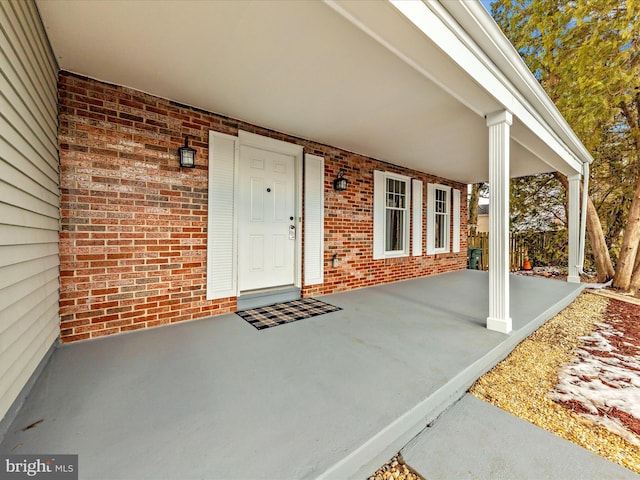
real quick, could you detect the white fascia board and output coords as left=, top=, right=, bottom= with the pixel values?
left=389, top=0, right=585, bottom=174
left=450, top=1, right=593, bottom=165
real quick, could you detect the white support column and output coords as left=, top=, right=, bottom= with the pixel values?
left=579, top=162, right=590, bottom=272
left=567, top=173, right=581, bottom=283
left=486, top=110, right=512, bottom=334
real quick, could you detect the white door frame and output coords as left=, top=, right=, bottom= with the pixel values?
left=237, top=131, right=303, bottom=292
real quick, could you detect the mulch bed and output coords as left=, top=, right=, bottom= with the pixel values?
left=602, top=298, right=640, bottom=357
left=552, top=298, right=640, bottom=441
left=471, top=292, right=640, bottom=474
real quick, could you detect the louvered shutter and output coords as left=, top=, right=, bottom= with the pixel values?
left=304, top=154, right=324, bottom=285
left=453, top=189, right=461, bottom=253
left=373, top=170, right=385, bottom=260
left=207, top=131, right=237, bottom=300
left=412, top=179, right=423, bottom=256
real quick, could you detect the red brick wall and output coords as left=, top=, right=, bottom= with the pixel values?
left=58, top=71, right=467, bottom=343
left=310, top=160, right=468, bottom=297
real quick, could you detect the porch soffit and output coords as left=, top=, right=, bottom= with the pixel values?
left=441, top=0, right=592, bottom=167
left=36, top=0, right=582, bottom=184
left=384, top=0, right=585, bottom=175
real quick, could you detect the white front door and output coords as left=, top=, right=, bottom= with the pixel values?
left=238, top=145, right=296, bottom=292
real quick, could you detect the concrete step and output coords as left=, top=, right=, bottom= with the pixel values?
left=401, top=394, right=637, bottom=479
left=236, top=286, right=300, bottom=310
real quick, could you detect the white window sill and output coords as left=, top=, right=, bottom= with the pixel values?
left=381, top=251, right=410, bottom=259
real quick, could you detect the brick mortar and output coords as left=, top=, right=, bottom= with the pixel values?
left=58, top=71, right=468, bottom=343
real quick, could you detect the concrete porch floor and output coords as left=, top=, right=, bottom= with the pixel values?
left=1, top=270, right=585, bottom=479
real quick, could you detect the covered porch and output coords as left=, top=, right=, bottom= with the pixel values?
left=36, top=0, right=593, bottom=335
left=0, top=271, right=583, bottom=479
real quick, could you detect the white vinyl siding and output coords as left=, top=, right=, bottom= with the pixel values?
left=304, top=154, right=324, bottom=286
left=0, top=0, right=59, bottom=425
left=373, top=170, right=411, bottom=259
left=207, top=131, right=238, bottom=300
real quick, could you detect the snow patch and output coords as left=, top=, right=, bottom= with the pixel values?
left=550, top=320, right=640, bottom=446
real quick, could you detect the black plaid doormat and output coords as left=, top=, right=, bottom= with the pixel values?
left=236, top=298, right=342, bottom=330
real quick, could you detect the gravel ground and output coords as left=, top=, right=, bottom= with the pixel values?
left=470, top=291, right=640, bottom=474
left=369, top=455, right=424, bottom=480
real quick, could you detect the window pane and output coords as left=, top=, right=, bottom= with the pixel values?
left=435, top=213, right=444, bottom=249
left=387, top=180, right=405, bottom=208
left=385, top=209, right=404, bottom=251
left=383, top=175, right=408, bottom=254
left=435, top=188, right=449, bottom=214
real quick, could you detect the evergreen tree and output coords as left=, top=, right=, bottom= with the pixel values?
left=491, top=0, right=639, bottom=287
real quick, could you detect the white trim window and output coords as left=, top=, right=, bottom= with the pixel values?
left=434, top=186, right=450, bottom=251
left=427, top=183, right=452, bottom=254
left=373, top=170, right=411, bottom=259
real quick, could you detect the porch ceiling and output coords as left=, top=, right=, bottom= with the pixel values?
left=37, top=0, right=581, bottom=184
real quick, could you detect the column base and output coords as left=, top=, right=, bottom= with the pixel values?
left=567, top=275, right=581, bottom=284
left=487, top=316, right=512, bottom=334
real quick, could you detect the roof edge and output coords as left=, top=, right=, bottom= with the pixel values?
left=442, top=0, right=593, bottom=164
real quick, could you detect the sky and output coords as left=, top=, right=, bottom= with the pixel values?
left=480, top=0, right=492, bottom=13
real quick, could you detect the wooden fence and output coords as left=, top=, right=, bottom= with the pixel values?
left=467, top=231, right=557, bottom=271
